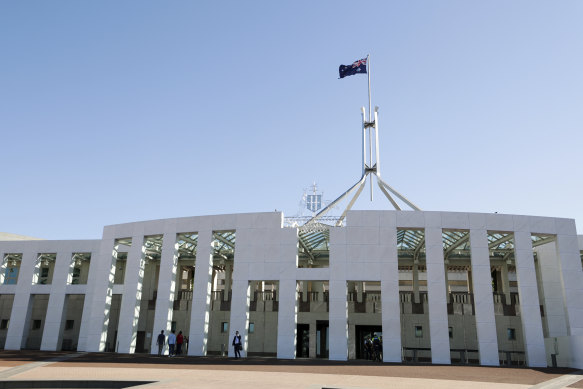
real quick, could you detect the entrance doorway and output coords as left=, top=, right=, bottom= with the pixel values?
left=135, top=331, right=146, bottom=353
left=316, top=320, right=329, bottom=358
left=356, top=325, right=382, bottom=359
left=296, top=324, right=309, bottom=357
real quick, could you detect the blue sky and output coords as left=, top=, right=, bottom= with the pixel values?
left=1, top=1, right=582, bottom=240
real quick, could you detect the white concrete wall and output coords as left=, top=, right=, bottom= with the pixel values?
left=0, top=239, right=99, bottom=351
left=544, top=335, right=583, bottom=369
left=0, top=211, right=582, bottom=369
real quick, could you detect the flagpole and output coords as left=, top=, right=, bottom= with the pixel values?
left=306, top=54, right=422, bottom=226
left=367, top=54, right=373, bottom=200
left=367, top=54, right=371, bottom=122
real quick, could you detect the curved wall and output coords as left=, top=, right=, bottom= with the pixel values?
left=0, top=210, right=581, bottom=368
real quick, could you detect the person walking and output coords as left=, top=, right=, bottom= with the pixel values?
left=364, top=336, right=372, bottom=360
left=168, top=330, right=177, bottom=357
left=176, top=331, right=184, bottom=355
left=232, top=330, right=242, bottom=359
left=156, top=330, right=165, bottom=356
left=373, top=335, right=382, bottom=362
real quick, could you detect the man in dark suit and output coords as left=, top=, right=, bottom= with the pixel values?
left=232, top=330, right=242, bottom=359
left=156, top=330, right=165, bottom=356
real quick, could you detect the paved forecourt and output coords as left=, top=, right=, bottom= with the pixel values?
left=0, top=351, right=582, bottom=389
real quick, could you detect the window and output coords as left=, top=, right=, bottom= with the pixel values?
left=4, top=267, right=18, bottom=285
left=32, top=320, right=42, bottom=330
left=415, top=326, right=423, bottom=338
left=39, top=267, right=49, bottom=284
left=249, top=323, right=254, bottom=334
left=171, top=321, right=177, bottom=332
left=72, top=267, right=81, bottom=284
left=448, top=327, right=453, bottom=339
left=65, top=320, right=74, bottom=330
left=507, top=328, right=516, bottom=340
left=221, top=322, right=229, bottom=333
left=0, top=319, right=8, bottom=330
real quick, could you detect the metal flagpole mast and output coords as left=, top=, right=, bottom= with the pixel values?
left=367, top=54, right=373, bottom=200
left=304, top=53, right=421, bottom=227
left=367, top=54, right=372, bottom=122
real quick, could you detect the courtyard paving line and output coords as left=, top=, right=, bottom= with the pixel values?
left=529, top=370, right=583, bottom=389
left=0, top=352, right=86, bottom=379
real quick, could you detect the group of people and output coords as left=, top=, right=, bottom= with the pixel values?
left=156, top=329, right=186, bottom=357
left=364, top=335, right=383, bottom=362
left=156, top=329, right=244, bottom=359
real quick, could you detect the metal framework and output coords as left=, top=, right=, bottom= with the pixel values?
left=307, top=56, right=419, bottom=227
left=295, top=226, right=556, bottom=269
left=305, top=106, right=420, bottom=228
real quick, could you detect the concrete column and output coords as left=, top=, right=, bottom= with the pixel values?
left=444, top=261, right=450, bottom=300
left=380, top=223, right=401, bottom=362
left=536, top=242, right=568, bottom=337
left=5, top=247, right=37, bottom=350
left=188, top=229, right=213, bottom=356
left=501, top=262, right=511, bottom=305
left=276, top=278, right=297, bottom=358
left=212, top=268, right=218, bottom=292
left=328, top=280, right=348, bottom=360
left=328, top=226, right=347, bottom=360
left=467, top=270, right=473, bottom=294
left=116, top=234, right=146, bottom=354
left=469, top=228, right=499, bottom=365
left=301, top=281, right=308, bottom=302
left=314, top=281, right=324, bottom=302
left=82, top=236, right=117, bottom=352
left=514, top=231, right=546, bottom=367
left=228, top=278, right=250, bottom=357
left=77, top=247, right=100, bottom=351
left=309, top=321, right=317, bottom=358
left=150, top=226, right=178, bottom=354
left=223, top=262, right=232, bottom=301
left=40, top=250, right=71, bottom=350
left=277, top=232, right=299, bottom=359
left=357, top=281, right=364, bottom=303
left=249, top=281, right=256, bottom=302
left=425, top=227, right=450, bottom=364
left=555, top=220, right=583, bottom=337
left=348, top=324, right=356, bottom=359
left=20, top=295, right=35, bottom=350
left=413, top=263, right=420, bottom=304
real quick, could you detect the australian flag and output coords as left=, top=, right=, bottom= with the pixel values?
left=339, top=58, right=367, bottom=78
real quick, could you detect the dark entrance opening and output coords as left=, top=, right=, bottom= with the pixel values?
left=296, top=324, right=309, bottom=357
left=135, top=331, right=146, bottom=353
left=316, top=320, right=329, bottom=358
left=356, top=325, right=382, bottom=359
left=108, top=330, right=118, bottom=352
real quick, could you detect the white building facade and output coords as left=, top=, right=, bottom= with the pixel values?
left=0, top=210, right=582, bottom=368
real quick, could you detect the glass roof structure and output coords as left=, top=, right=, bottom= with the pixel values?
left=177, top=233, right=198, bottom=259
left=288, top=216, right=558, bottom=267
left=109, top=222, right=560, bottom=269
left=212, top=231, right=235, bottom=260
left=144, top=235, right=163, bottom=261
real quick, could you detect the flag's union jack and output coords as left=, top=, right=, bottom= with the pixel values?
left=339, top=57, right=367, bottom=78
left=352, top=58, right=367, bottom=68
